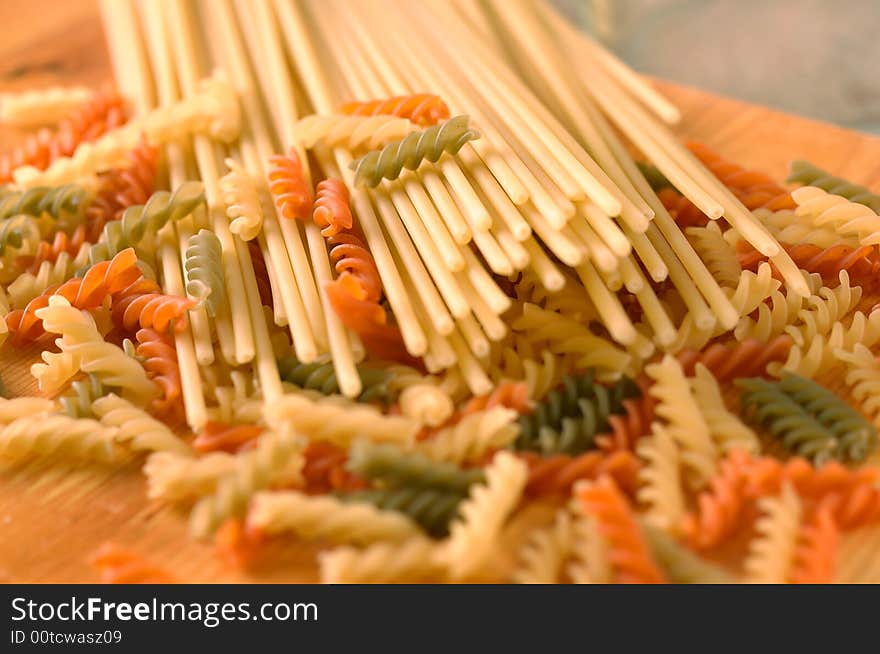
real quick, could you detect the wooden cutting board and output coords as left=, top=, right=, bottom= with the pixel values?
left=2, top=0, right=880, bottom=583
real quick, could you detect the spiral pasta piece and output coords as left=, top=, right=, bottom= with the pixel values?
left=485, top=348, right=567, bottom=401
left=646, top=355, right=717, bottom=488
left=836, top=344, right=880, bottom=429
left=184, top=229, right=225, bottom=315
left=22, top=225, right=88, bottom=275
left=86, top=181, right=205, bottom=266
left=312, top=178, right=353, bottom=238
left=0, top=85, right=93, bottom=127
left=83, top=140, right=158, bottom=242
left=6, top=247, right=145, bottom=345
left=349, top=115, right=479, bottom=187
left=685, top=222, right=742, bottom=288
left=754, top=208, right=858, bottom=250
left=737, top=238, right=879, bottom=287
left=510, top=303, right=634, bottom=381
left=640, top=523, right=733, bottom=583
left=738, top=377, right=839, bottom=464
left=576, top=476, right=666, bottom=583
left=192, top=421, right=264, bottom=454
left=13, top=77, right=239, bottom=188
left=32, top=296, right=156, bottom=399
left=0, top=183, right=89, bottom=223
left=441, top=451, right=527, bottom=581
left=341, top=486, right=465, bottom=538
left=90, top=543, right=175, bottom=584
left=514, top=272, right=598, bottom=323
left=637, top=424, right=686, bottom=533
left=59, top=373, right=107, bottom=419
left=190, top=429, right=304, bottom=539
left=135, top=328, right=182, bottom=419
left=642, top=523, right=734, bottom=584
left=790, top=503, right=838, bottom=584
left=340, top=93, right=450, bottom=125
left=267, top=149, right=312, bottom=221
left=457, top=380, right=532, bottom=416
left=326, top=231, right=382, bottom=302
left=772, top=309, right=880, bottom=379
left=680, top=450, right=756, bottom=549
left=0, top=214, right=41, bottom=257
left=776, top=374, right=877, bottom=462
left=0, top=397, right=57, bottom=423
left=7, top=245, right=91, bottom=308
left=516, top=372, right=640, bottom=455
left=302, top=441, right=366, bottom=494
left=294, top=114, right=417, bottom=150
left=220, top=157, right=264, bottom=241
left=413, top=408, right=518, bottom=464
left=595, top=389, right=656, bottom=453
left=111, top=290, right=196, bottom=334
left=324, top=280, right=414, bottom=365
left=144, top=451, right=239, bottom=502
left=782, top=272, right=861, bottom=345
left=277, top=357, right=395, bottom=404
left=265, top=392, right=420, bottom=447
left=90, top=393, right=187, bottom=455
left=687, top=142, right=796, bottom=211
left=792, top=186, right=880, bottom=243
left=689, top=364, right=760, bottom=454
left=319, top=536, right=444, bottom=583
left=0, top=88, right=128, bottom=184
left=347, top=440, right=485, bottom=493
left=744, top=483, right=802, bottom=583
left=744, top=456, right=880, bottom=530
left=677, top=336, right=793, bottom=383
left=247, top=490, right=421, bottom=545
left=512, top=509, right=574, bottom=584
left=726, top=263, right=780, bottom=319
left=788, top=160, right=880, bottom=213
left=733, top=282, right=813, bottom=343
left=566, top=511, right=613, bottom=584
left=0, top=413, right=118, bottom=463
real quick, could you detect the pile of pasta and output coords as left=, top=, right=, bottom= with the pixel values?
left=1, top=0, right=880, bottom=584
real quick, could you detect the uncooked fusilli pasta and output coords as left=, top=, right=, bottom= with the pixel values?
left=349, top=115, right=479, bottom=187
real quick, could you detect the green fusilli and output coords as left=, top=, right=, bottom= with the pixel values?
left=776, top=374, right=877, bottom=462
left=340, top=487, right=464, bottom=538
left=0, top=214, right=40, bottom=256
left=787, top=160, right=880, bottom=213
left=515, top=371, right=639, bottom=455
left=347, top=441, right=484, bottom=493
left=349, top=115, right=479, bottom=187
left=737, top=377, right=839, bottom=464
left=83, top=181, right=205, bottom=268
left=277, top=357, right=396, bottom=404
left=0, top=183, right=88, bottom=222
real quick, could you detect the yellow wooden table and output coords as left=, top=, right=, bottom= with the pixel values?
left=1, top=0, right=879, bottom=583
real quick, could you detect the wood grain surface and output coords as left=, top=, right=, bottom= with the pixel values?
left=1, top=0, right=880, bottom=583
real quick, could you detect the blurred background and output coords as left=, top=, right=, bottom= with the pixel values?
left=555, top=0, right=880, bottom=134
